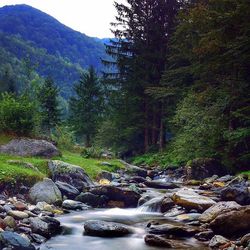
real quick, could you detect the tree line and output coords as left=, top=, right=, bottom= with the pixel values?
left=0, top=0, right=249, bottom=171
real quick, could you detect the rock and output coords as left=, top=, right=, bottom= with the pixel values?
left=195, top=230, right=214, bottom=241
left=29, top=216, right=61, bottom=238
left=199, top=201, right=241, bottom=223
left=217, top=175, right=234, bottom=182
left=172, top=189, right=216, bottom=211
left=48, top=160, right=94, bottom=190
left=55, top=181, right=80, bottom=199
left=210, top=206, right=250, bottom=236
left=0, top=231, right=35, bottom=250
left=120, top=160, right=147, bottom=177
left=62, top=200, right=89, bottom=210
left=209, top=235, right=230, bottom=249
left=84, top=220, right=132, bottom=237
left=148, top=223, right=198, bottom=236
left=99, top=179, right=111, bottom=185
left=13, top=201, right=27, bottom=211
left=241, top=233, right=250, bottom=247
left=30, top=233, right=47, bottom=244
left=96, top=171, right=113, bottom=181
left=0, top=218, right=6, bottom=230
left=76, top=192, right=108, bottom=207
left=144, top=234, right=172, bottom=248
left=0, top=138, right=60, bottom=158
left=8, top=210, right=29, bottom=219
left=221, top=180, right=250, bottom=205
left=161, top=197, right=175, bottom=213
left=176, top=213, right=201, bottom=222
left=36, top=202, right=54, bottom=212
left=185, top=158, right=227, bottom=180
left=3, top=216, right=16, bottom=228
left=89, top=185, right=141, bottom=208
left=144, top=181, right=179, bottom=189
left=29, top=178, right=62, bottom=205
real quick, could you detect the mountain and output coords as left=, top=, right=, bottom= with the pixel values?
left=0, top=4, right=108, bottom=97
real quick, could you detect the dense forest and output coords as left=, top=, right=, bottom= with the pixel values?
left=1, top=0, right=250, bottom=173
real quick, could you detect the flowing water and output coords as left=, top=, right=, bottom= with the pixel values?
left=40, top=188, right=209, bottom=250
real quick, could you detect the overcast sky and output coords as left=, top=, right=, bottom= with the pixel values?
left=0, top=0, right=125, bottom=38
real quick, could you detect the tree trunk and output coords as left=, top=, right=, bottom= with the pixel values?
left=86, top=134, right=91, bottom=148
left=144, top=98, right=149, bottom=152
left=159, top=102, right=165, bottom=152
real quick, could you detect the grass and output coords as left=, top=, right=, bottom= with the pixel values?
left=239, top=171, right=250, bottom=179
left=0, top=133, right=124, bottom=187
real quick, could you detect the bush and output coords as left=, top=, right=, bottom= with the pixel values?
left=0, top=93, right=36, bottom=135
left=81, top=146, right=104, bottom=159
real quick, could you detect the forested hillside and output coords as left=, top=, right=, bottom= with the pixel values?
left=0, top=4, right=107, bottom=97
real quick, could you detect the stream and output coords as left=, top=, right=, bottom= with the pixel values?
left=40, top=188, right=209, bottom=250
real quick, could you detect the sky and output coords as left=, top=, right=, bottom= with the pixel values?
left=0, top=0, right=125, bottom=38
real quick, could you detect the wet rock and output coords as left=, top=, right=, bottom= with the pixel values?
left=62, top=200, right=89, bottom=210
left=29, top=216, right=61, bottom=238
left=89, top=185, right=141, bottom=208
left=48, top=160, right=94, bottom=190
left=3, top=216, right=16, bottom=228
left=0, top=218, right=6, bottom=230
left=8, top=210, right=29, bottom=219
left=148, top=223, right=198, bottom=236
left=36, top=202, right=54, bottom=213
left=76, top=192, right=108, bottom=207
left=0, top=138, right=60, bottom=158
left=144, top=181, right=179, bottom=189
left=176, top=213, right=201, bottom=222
left=221, top=180, right=250, bottom=205
left=172, top=189, right=216, bottom=211
left=240, top=233, right=250, bottom=247
left=130, top=176, right=147, bottom=184
left=84, top=220, right=132, bottom=237
left=161, top=197, right=175, bottom=213
left=55, top=181, right=80, bottom=199
left=185, top=158, right=227, bottom=180
left=120, top=160, right=147, bottom=177
left=144, top=234, right=172, bottom=248
left=0, top=231, right=35, bottom=250
left=30, top=233, right=47, bottom=244
left=13, top=201, right=28, bottom=211
left=96, top=171, right=113, bottom=181
left=199, top=201, right=241, bottom=223
left=29, top=178, right=62, bottom=205
left=195, top=230, right=214, bottom=241
left=210, top=206, right=250, bottom=236
left=217, top=175, right=234, bottom=182
left=209, top=235, right=230, bottom=249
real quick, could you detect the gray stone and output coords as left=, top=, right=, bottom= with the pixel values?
left=76, top=192, right=108, bottom=207
left=62, top=200, right=89, bottom=210
left=55, top=181, right=80, bottom=199
left=8, top=210, right=29, bottom=219
left=84, top=220, right=132, bottom=237
left=144, top=181, right=179, bottom=189
left=29, top=178, right=62, bottom=205
left=209, top=235, right=230, bottom=249
left=199, top=201, right=241, bottom=223
left=0, top=231, right=35, bottom=250
left=144, top=234, right=172, bottom=248
left=0, top=138, right=60, bottom=158
left=48, top=160, right=94, bottom=190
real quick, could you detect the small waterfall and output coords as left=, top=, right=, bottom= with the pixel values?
left=137, top=196, right=163, bottom=212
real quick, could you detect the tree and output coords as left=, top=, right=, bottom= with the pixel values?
left=38, top=77, right=61, bottom=135
left=103, top=0, right=181, bottom=154
left=69, top=66, right=103, bottom=147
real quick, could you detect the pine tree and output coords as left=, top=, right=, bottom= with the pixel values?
left=38, top=77, right=61, bottom=135
left=69, top=66, right=103, bottom=147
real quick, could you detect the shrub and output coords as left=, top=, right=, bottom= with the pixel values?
left=0, top=93, right=36, bottom=135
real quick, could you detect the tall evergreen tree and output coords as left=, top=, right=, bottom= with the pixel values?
left=38, top=77, right=61, bottom=135
left=103, top=0, right=181, bottom=154
left=69, top=66, right=103, bottom=147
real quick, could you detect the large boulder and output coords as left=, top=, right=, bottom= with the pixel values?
left=210, top=206, right=250, bottom=236
left=172, top=189, right=216, bottom=211
left=120, top=160, right=147, bottom=177
left=0, top=138, right=60, bottom=158
left=144, top=234, right=172, bottom=248
left=84, top=220, right=132, bottom=237
left=29, top=178, right=62, bottom=205
left=29, top=216, right=61, bottom=238
left=0, top=231, right=35, bottom=250
left=55, top=181, right=80, bottom=199
left=48, top=160, right=94, bottom=191
left=199, top=201, right=241, bottom=223
left=220, top=178, right=250, bottom=205
left=89, top=185, right=141, bottom=208
left=185, top=158, right=227, bottom=180
left=75, top=192, right=108, bottom=207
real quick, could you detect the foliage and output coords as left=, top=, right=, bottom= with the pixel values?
left=38, top=77, right=61, bottom=134
left=69, top=67, right=104, bottom=146
left=0, top=93, right=36, bottom=135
